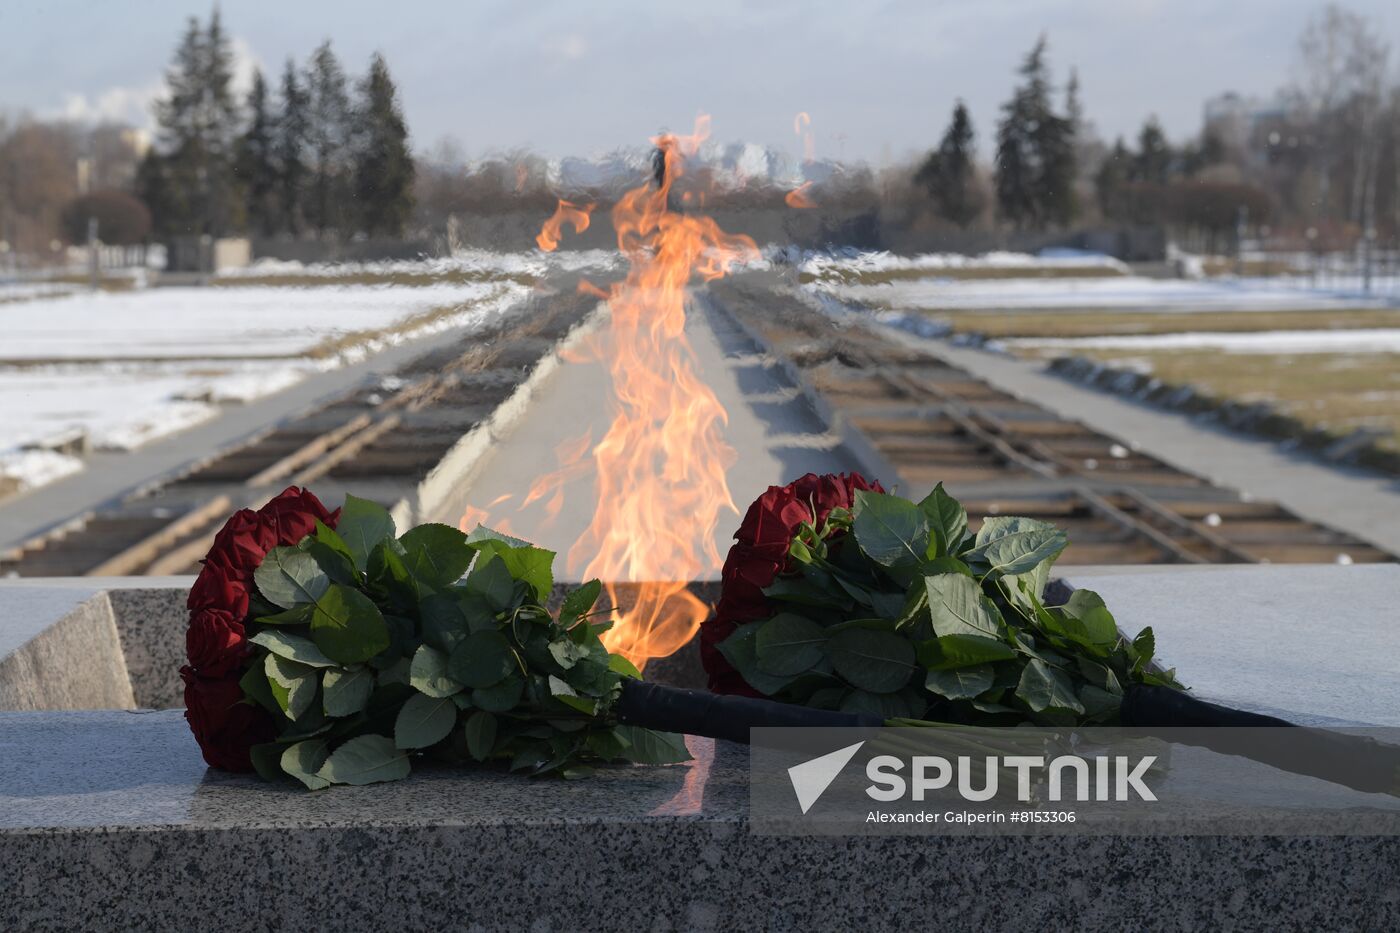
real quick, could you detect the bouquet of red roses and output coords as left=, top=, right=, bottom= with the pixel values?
left=700, top=472, right=1182, bottom=725
left=182, top=487, right=690, bottom=787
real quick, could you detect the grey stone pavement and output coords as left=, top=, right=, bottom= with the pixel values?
left=0, top=321, right=487, bottom=553
left=458, top=295, right=866, bottom=573
left=882, top=326, right=1400, bottom=557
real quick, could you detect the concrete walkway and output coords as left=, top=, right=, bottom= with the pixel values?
left=0, top=322, right=490, bottom=553
left=457, top=295, right=866, bottom=574
left=886, top=327, right=1400, bottom=556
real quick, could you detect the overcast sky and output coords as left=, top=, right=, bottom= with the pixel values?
left=2, top=0, right=1396, bottom=165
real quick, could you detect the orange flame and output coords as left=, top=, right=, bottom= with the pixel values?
left=536, top=199, right=593, bottom=251
left=486, top=116, right=758, bottom=669
left=794, top=111, right=815, bottom=163
left=785, top=181, right=816, bottom=209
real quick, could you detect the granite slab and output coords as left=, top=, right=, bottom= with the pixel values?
left=2, top=710, right=1400, bottom=931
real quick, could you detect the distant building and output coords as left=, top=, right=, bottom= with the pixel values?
left=1203, top=92, right=1296, bottom=167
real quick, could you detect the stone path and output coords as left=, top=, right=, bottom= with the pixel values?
left=886, top=327, right=1400, bottom=556
left=457, top=295, right=866, bottom=573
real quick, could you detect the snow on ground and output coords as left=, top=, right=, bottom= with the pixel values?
left=0, top=281, right=80, bottom=303
left=1003, top=328, right=1400, bottom=355
left=821, top=275, right=1400, bottom=312
left=221, top=247, right=623, bottom=281
left=0, top=278, right=529, bottom=497
left=0, top=280, right=524, bottom=361
left=797, top=248, right=1130, bottom=279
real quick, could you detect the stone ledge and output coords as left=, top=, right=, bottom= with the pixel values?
left=3, top=711, right=1400, bottom=931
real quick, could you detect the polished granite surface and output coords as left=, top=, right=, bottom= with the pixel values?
left=0, top=710, right=738, bottom=831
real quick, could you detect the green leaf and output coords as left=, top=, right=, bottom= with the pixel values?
left=490, top=544, right=556, bottom=602
left=310, top=584, right=390, bottom=664
left=1059, top=589, right=1120, bottom=648
left=548, top=638, right=590, bottom=670
left=410, top=644, right=463, bottom=698
left=399, top=523, right=474, bottom=588
left=828, top=627, right=916, bottom=693
left=1079, top=684, right=1123, bottom=719
left=615, top=726, right=691, bottom=764
left=1017, top=659, right=1085, bottom=714
left=449, top=630, right=516, bottom=688
left=254, top=547, right=331, bottom=610
left=464, top=524, right=532, bottom=549
left=607, top=653, right=642, bottom=680
left=280, top=740, right=331, bottom=790
left=338, top=495, right=397, bottom=571
left=917, top=634, right=1018, bottom=670
left=1130, top=627, right=1156, bottom=675
left=969, top=516, right=1067, bottom=579
left=316, top=734, right=411, bottom=785
left=248, top=630, right=336, bottom=668
left=367, top=540, right=418, bottom=605
left=560, top=579, right=602, bottom=626
left=917, top=482, right=967, bottom=558
left=548, top=674, right=597, bottom=714
left=395, top=692, right=458, bottom=749
left=852, top=490, right=930, bottom=569
left=265, top=653, right=317, bottom=719
left=925, top=573, right=1003, bottom=639
left=418, top=594, right=467, bottom=653
left=924, top=665, right=995, bottom=700
left=249, top=742, right=287, bottom=783
left=464, top=710, right=497, bottom=761
left=754, top=613, right=827, bottom=677
left=314, top=519, right=356, bottom=566
left=322, top=666, right=374, bottom=717
left=716, top=622, right=797, bottom=695
left=471, top=674, right=525, bottom=712
left=239, top=662, right=281, bottom=715
left=465, top=553, right=515, bottom=611
left=255, top=604, right=315, bottom=626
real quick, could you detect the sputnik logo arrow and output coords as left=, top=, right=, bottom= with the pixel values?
left=787, top=741, right=865, bottom=814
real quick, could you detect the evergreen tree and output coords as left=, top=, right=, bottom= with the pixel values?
left=236, top=69, right=280, bottom=236
left=353, top=53, right=415, bottom=236
left=150, top=12, right=242, bottom=238
left=916, top=101, right=981, bottom=228
left=305, top=41, right=352, bottom=236
left=1132, top=117, right=1172, bottom=184
left=994, top=37, right=1077, bottom=229
left=275, top=59, right=310, bottom=235
left=1095, top=136, right=1132, bottom=221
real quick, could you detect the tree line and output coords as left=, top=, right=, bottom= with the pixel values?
left=137, top=10, right=414, bottom=242
left=912, top=6, right=1400, bottom=246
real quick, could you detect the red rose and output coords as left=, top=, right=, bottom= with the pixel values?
left=187, top=561, right=250, bottom=619
left=204, top=508, right=280, bottom=574
left=186, top=608, right=247, bottom=678
left=183, top=486, right=339, bottom=771
left=258, top=485, right=340, bottom=545
left=181, top=666, right=275, bottom=772
left=701, top=472, right=884, bottom=694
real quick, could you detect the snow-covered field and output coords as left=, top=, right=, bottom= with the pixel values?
left=1004, top=328, right=1400, bottom=355
left=0, top=280, right=523, bottom=360
left=797, top=248, right=1129, bottom=281
left=221, top=247, right=624, bottom=282
left=822, top=274, right=1400, bottom=313
left=0, top=276, right=530, bottom=494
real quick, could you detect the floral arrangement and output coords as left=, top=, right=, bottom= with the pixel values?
left=701, top=473, right=1182, bottom=724
left=182, top=487, right=688, bottom=787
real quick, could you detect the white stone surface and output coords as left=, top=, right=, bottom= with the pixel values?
left=1060, top=563, right=1400, bottom=726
